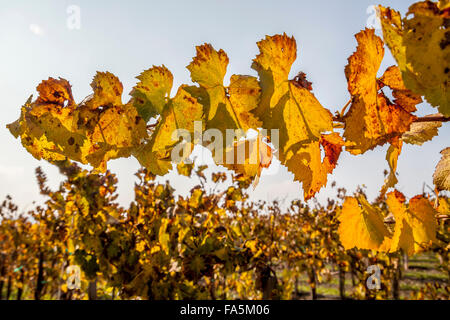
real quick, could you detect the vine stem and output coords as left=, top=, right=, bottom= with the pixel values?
left=332, top=113, right=450, bottom=123
left=339, top=99, right=352, bottom=117
left=385, top=214, right=449, bottom=224
left=412, top=114, right=450, bottom=123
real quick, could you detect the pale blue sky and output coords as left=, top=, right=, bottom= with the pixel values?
left=0, top=0, right=447, bottom=210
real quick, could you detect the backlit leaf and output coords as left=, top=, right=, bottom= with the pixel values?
left=343, top=29, right=417, bottom=155
left=433, top=147, right=450, bottom=191
left=402, top=118, right=442, bottom=145
left=378, top=3, right=450, bottom=116
left=129, top=65, right=173, bottom=121
left=386, top=190, right=437, bottom=253
left=379, top=139, right=402, bottom=198
left=338, top=196, right=390, bottom=250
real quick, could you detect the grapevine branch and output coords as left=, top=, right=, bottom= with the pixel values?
left=333, top=113, right=450, bottom=123
left=412, top=115, right=450, bottom=123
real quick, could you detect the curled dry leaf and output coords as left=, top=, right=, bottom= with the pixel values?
left=433, top=147, right=450, bottom=191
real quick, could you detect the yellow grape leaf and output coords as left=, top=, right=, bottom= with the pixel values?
left=223, top=133, right=273, bottom=187
left=377, top=6, right=407, bottom=72
left=378, top=65, right=422, bottom=113
left=187, top=43, right=228, bottom=119
left=286, top=133, right=344, bottom=200
left=402, top=2, right=450, bottom=116
left=76, top=72, right=147, bottom=170
left=250, top=34, right=332, bottom=162
left=338, top=196, right=390, bottom=250
left=256, top=80, right=333, bottom=187
left=7, top=79, right=84, bottom=163
left=387, top=190, right=437, bottom=253
left=378, top=3, right=450, bottom=116
left=7, top=75, right=148, bottom=172
left=186, top=43, right=228, bottom=123
left=383, top=217, right=415, bottom=256
left=345, top=29, right=384, bottom=100
left=185, top=44, right=263, bottom=176
left=408, top=195, right=438, bottom=252
left=402, top=117, right=442, bottom=145
left=386, top=190, right=408, bottom=219
left=129, top=65, right=173, bottom=121
left=176, top=161, right=194, bottom=177
left=383, top=190, right=414, bottom=254
left=251, top=33, right=297, bottom=110
left=134, top=85, right=204, bottom=175
left=77, top=103, right=147, bottom=170
left=343, top=29, right=417, bottom=155
left=283, top=82, right=334, bottom=158
left=189, top=188, right=203, bottom=209
left=159, top=218, right=171, bottom=254
left=85, top=71, right=123, bottom=110
left=228, top=74, right=262, bottom=131
left=187, top=44, right=260, bottom=135
left=8, top=111, right=65, bottom=163
left=433, top=147, right=450, bottom=191
left=379, top=139, right=402, bottom=198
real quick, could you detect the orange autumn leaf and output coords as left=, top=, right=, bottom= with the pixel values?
left=343, top=29, right=418, bottom=155
left=224, top=133, right=273, bottom=188
left=377, top=65, right=422, bottom=113
left=286, top=132, right=344, bottom=200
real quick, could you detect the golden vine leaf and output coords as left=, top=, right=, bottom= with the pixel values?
left=433, top=147, right=450, bottom=191
left=75, top=72, right=147, bottom=171
left=378, top=3, right=450, bottom=116
left=386, top=190, right=437, bottom=253
left=343, top=29, right=417, bottom=155
left=338, top=196, right=390, bottom=251
left=286, top=133, right=344, bottom=200
left=159, top=218, right=171, bottom=254
left=402, top=117, right=442, bottom=145
left=85, top=72, right=123, bottom=110
left=7, top=79, right=85, bottom=163
left=187, top=43, right=228, bottom=121
left=380, top=216, right=415, bottom=256
left=228, top=74, right=262, bottom=131
left=133, top=85, right=204, bottom=175
left=249, top=34, right=334, bottom=198
left=129, top=65, right=173, bottom=121
left=186, top=44, right=262, bottom=171
left=251, top=33, right=297, bottom=111
left=223, top=133, right=273, bottom=187
left=176, top=161, right=195, bottom=177
left=378, top=65, right=422, bottom=113
left=187, top=44, right=260, bottom=132
left=379, top=138, right=402, bottom=198
left=7, top=75, right=148, bottom=172
left=77, top=105, right=147, bottom=171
